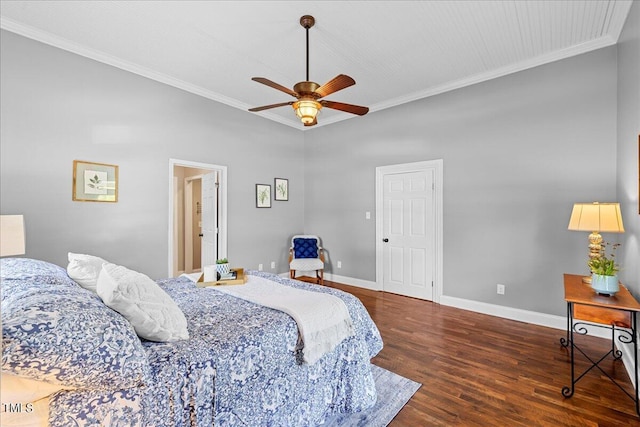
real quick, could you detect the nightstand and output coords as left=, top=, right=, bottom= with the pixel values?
left=560, top=273, right=640, bottom=417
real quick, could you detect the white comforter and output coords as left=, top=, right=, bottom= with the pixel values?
left=213, top=275, right=355, bottom=364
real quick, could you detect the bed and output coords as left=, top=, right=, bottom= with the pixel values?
left=1, top=257, right=383, bottom=426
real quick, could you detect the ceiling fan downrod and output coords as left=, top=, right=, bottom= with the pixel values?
left=300, top=15, right=315, bottom=82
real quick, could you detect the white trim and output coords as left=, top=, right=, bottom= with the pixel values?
left=439, top=295, right=615, bottom=339
left=172, top=176, right=179, bottom=275
left=2, top=14, right=626, bottom=133
left=366, top=37, right=620, bottom=114
left=375, top=159, right=443, bottom=303
left=440, top=295, right=568, bottom=331
left=0, top=18, right=304, bottom=131
left=184, top=177, right=194, bottom=273
left=285, top=267, right=638, bottom=391
left=324, top=272, right=379, bottom=291
left=615, top=332, right=638, bottom=389
left=305, top=270, right=632, bottom=357
left=440, top=294, right=637, bottom=386
left=276, top=272, right=378, bottom=291
left=168, top=159, right=227, bottom=278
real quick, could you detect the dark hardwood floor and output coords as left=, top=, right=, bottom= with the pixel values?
left=323, top=280, right=640, bottom=426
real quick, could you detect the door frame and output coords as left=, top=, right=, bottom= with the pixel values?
left=375, top=159, right=443, bottom=303
left=168, top=159, right=228, bottom=278
left=183, top=174, right=202, bottom=274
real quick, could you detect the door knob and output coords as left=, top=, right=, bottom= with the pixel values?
left=382, top=238, right=389, bottom=242
left=199, top=233, right=204, bottom=237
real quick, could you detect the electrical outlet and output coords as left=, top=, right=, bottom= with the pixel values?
left=258, top=263, right=263, bottom=271
left=497, top=284, right=505, bottom=295
left=270, top=261, right=275, bottom=269
left=337, top=261, right=342, bottom=269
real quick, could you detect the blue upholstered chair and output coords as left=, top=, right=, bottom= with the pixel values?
left=289, top=235, right=325, bottom=285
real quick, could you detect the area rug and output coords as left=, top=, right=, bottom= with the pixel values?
left=323, top=364, right=421, bottom=427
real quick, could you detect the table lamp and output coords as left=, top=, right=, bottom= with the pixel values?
left=567, top=202, right=624, bottom=283
left=0, top=215, right=26, bottom=257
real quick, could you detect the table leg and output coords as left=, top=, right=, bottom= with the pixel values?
left=560, top=302, right=571, bottom=348
left=562, top=302, right=575, bottom=398
left=633, top=312, right=639, bottom=417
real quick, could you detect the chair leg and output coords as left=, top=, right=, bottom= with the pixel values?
left=318, top=269, right=324, bottom=286
left=290, top=270, right=295, bottom=280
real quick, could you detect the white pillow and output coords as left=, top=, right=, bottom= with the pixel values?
left=67, top=252, right=108, bottom=293
left=97, top=263, right=189, bottom=342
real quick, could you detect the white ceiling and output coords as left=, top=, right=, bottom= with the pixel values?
left=0, top=1, right=633, bottom=130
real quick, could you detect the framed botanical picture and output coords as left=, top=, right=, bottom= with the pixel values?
left=256, top=184, right=271, bottom=208
left=72, top=160, right=118, bottom=202
left=274, top=178, right=288, bottom=201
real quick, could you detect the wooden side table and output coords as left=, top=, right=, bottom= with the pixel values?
left=560, top=273, right=640, bottom=416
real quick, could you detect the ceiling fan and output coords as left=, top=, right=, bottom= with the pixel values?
left=248, top=15, right=369, bottom=127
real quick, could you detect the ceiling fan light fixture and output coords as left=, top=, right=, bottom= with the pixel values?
left=249, top=15, right=368, bottom=126
left=293, top=99, right=321, bottom=125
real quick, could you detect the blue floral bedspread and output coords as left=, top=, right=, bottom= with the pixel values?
left=2, top=259, right=383, bottom=427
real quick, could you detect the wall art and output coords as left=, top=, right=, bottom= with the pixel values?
left=72, top=160, right=118, bottom=202
left=256, top=184, right=271, bottom=208
left=275, top=178, right=288, bottom=201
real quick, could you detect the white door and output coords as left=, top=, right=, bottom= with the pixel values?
left=169, top=159, right=228, bottom=278
left=201, top=172, right=218, bottom=267
left=382, top=170, right=435, bottom=300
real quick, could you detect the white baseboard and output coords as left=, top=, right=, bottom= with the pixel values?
left=439, top=295, right=569, bottom=331
left=615, top=331, right=638, bottom=389
left=439, top=295, right=637, bottom=387
left=313, top=273, right=636, bottom=389
left=324, top=272, right=380, bottom=291
left=286, top=271, right=380, bottom=290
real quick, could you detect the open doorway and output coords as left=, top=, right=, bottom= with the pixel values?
left=168, top=159, right=227, bottom=278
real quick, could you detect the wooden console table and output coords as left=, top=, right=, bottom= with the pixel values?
left=560, top=273, right=640, bottom=416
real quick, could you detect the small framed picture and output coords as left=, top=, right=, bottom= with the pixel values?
left=72, top=160, right=118, bottom=202
left=256, top=184, right=271, bottom=208
left=274, top=178, right=288, bottom=201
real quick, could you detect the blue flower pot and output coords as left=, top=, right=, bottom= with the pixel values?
left=591, top=274, right=619, bottom=296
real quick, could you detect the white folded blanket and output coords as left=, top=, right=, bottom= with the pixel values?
left=213, top=275, right=354, bottom=365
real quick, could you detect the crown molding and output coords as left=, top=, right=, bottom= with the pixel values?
left=0, top=17, right=311, bottom=129
left=371, top=36, right=619, bottom=114
left=0, top=15, right=623, bottom=132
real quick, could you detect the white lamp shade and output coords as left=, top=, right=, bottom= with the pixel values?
left=0, top=215, right=26, bottom=257
left=567, top=202, right=624, bottom=233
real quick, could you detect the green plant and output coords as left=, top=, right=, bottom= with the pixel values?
left=216, top=258, right=228, bottom=264
left=276, top=182, right=287, bottom=198
left=87, top=174, right=103, bottom=190
left=588, top=241, right=620, bottom=276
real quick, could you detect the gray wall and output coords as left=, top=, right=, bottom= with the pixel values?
left=0, top=21, right=633, bottom=319
left=0, top=31, right=305, bottom=279
left=304, top=46, right=618, bottom=317
left=617, top=1, right=640, bottom=297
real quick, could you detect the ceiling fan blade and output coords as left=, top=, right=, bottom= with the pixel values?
left=248, top=101, right=294, bottom=112
left=315, top=74, right=356, bottom=98
left=251, top=77, right=299, bottom=98
left=320, top=100, right=369, bottom=116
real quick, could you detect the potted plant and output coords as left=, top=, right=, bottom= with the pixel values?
left=588, top=241, right=620, bottom=296
left=216, top=258, right=230, bottom=276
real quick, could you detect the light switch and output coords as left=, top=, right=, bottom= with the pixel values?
left=365, top=211, right=371, bottom=220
